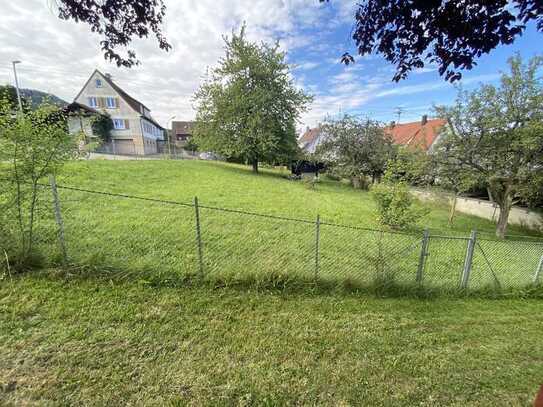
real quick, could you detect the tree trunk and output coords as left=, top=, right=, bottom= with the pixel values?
left=489, top=180, right=514, bottom=239
left=487, top=187, right=494, bottom=202
left=351, top=176, right=361, bottom=189
left=448, top=193, right=458, bottom=226
left=251, top=159, right=258, bottom=173
left=496, top=202, right=511, bottom=239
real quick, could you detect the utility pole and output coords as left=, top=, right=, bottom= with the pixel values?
left=394, top=106, right=404, bottom=123
left=11, top=60, right=23, bottom=112
left=167, top=115, right=176, bottom=156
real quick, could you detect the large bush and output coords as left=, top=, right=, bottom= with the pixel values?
left=371, top=181, right=427, bottom=229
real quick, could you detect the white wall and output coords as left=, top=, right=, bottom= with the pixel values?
left=411, top=188, right=543, bottom=232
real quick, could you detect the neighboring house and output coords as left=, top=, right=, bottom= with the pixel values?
left=171, top=121, right=195, bottom=146
left=299, top=115, right=447, bottom=154
left=72, top=69, right=165, bottom=155
left=384, top=115, right=447, bottom=152
left=298, top=126, right=325, bottom=154
left=294, top=126, right=327, bottom=176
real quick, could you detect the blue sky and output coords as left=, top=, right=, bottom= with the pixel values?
left=0, top=0, right=540, bottom=130
left=284, top=2, right=542, bottom=126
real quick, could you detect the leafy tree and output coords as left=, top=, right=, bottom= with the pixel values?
left=0, top=85, right=30, bottom=112
left=430, top=146, right=481, bottom=226
left=321, top=0, right=542, bottom=82
left=193, top=27, right=312, bottom=173
left=184, top=137, right=198, bottom=153
left=91, top=114, right=114, bottom=143
left=385, top=147, right=434, bottom=187
left=517, top=172, right=543, bottom=209
left=55, top=0, right=171, bottom=67
left=316, top=115, right=396, bottom=188
left=0, top=98, right=76, bottom=268
left=434, top=55, right=543, bottom=238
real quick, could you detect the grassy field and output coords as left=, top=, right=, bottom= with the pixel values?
left=2, top=160, right=542, bottom=404
left=22, top=159, right=541, bottom=292
left=56, top=159, right=538, bottom=235
left=1, top=272, right=542, bottom=405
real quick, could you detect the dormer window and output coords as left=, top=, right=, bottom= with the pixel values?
left=96, top=79, right=102, bottom=88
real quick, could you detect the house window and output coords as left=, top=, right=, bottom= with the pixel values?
left=96, top=79, right=102, bottom=88
left=88, top=97, right=97, bottom=108
left=113, top=119, right=125, bottom=129
left=106, top=97, right=116, bottom=108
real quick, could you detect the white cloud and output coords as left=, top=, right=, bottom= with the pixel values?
left=0, top=0, right=333, bottom=126
left=0, top=0, right=504, bottom=132
left=293, top=61, right=320, bottom=71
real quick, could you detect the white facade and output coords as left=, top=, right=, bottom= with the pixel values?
left=73, top=70, right=164, bottom=155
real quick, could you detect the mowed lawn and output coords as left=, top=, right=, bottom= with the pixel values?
left=58, top=159, right=538, bottom=236
left=2, top=160, right=542, bottom=405
left=1, top=274, right=543, bottom=405
left=38, top=159, right=542, bottom=291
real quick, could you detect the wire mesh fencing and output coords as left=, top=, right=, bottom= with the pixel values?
left=22, top=178, right=543, bottom=293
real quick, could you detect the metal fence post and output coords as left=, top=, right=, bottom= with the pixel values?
left=194, top=196, right=204, bottom=278
left=314, top=214, right=320, bottom=280
left=533, top=253, right=543, bottom=285
left=461, top=230, right=477, bottom=289
left=49, top=175, right=68, bottom=265
left=416, top=228, right=430, bottom=283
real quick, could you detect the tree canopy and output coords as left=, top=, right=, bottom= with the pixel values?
left=192, top=27, right=312, bottom=173
left=322, top=0, right=542, bottom=82
left=434, top=55, right=543, bottom=238
left=56, top=0, right=170, bottom=67
left=0, top=85, right=30, bottom=112
left=317, top=115, right=396, bottom=187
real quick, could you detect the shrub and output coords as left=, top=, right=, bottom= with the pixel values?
left=91, top=114, right=113, bottom=143
left=0, top=98, right=75, bottom=269
left=371, top=181, right=427, bottom=229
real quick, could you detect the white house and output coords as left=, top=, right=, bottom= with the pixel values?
left=70, top=69, right=165, bottom=155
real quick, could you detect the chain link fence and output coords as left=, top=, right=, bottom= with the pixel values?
left=15, top=179, right=543, bottom=293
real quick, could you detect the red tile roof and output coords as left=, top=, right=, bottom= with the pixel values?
left=299, top=117, right=446, bottom=152
left=299, top=127, right=321, bottom=144
left=384, top=118, right=447, bottom=151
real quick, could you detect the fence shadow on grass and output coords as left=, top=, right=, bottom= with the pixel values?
left=14, top=262, right=543, bottom=301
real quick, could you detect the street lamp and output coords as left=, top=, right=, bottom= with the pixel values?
left=167, top=115, right=176, bottom=156
left=11, top=60, right=23, bottom=112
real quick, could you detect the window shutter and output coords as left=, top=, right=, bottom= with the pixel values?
left=124, top=119, right=130, bottom=129
left=115, top=98, right=120, bottom=108
left=96, top=97, right=103, bottom=108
